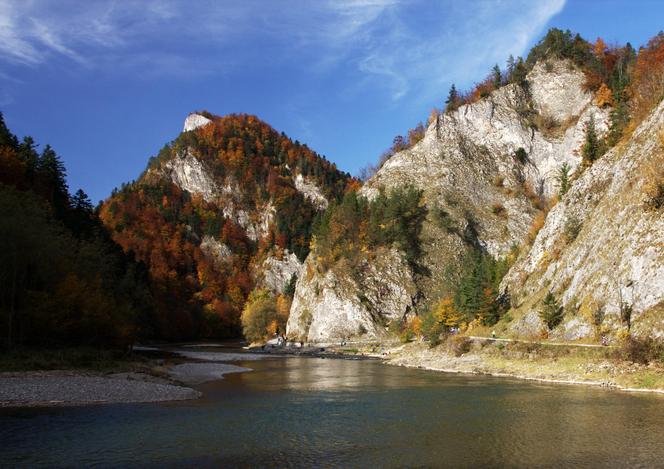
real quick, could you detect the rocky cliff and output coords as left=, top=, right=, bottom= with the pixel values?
left=502, top=99, right=664, bottom=340
left=286, top=57, right=663, bottom=344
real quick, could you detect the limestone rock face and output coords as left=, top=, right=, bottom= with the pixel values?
left=289, top=59, right=628, bottom=343
left=528, top=60, right=589, bottom=123
left=259, top=250, right=303, bottom=294
left=164, top=149, right=217, bottom=202
left=183, top=113, right=212, bottom=132
left=502, top=99, right=664, bottom=340
left=286, top=248, right=416, bottom=343
left=294, top=174, right=328, bottom=210
left=200, top=235, right=232, bottom=267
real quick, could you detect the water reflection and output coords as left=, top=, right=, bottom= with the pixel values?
left=1, top=356, right=663, bottom=468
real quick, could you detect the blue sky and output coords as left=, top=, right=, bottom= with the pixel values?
left=1, top=0, right=663, bottom=203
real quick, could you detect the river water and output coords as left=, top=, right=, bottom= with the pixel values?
left=2, top=353, right=664, bottom=468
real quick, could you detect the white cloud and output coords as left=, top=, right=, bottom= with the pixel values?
left=0, top=0, right=566, bottom=102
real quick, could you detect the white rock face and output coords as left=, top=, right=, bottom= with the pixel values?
left=230, top=202, right=274, bottom=241
left=528, top=60, right=589, bottom=123
left=287, top=248, right=416, bottom=343
left=290, top=58, right=634, bottom=343
left=200, top=235, right=232, bottom=267
left=502, top=99, right=664, bottom=340
left=164, top=149, right=217, bottom=202
left=183, top=113, right=212, bottom=132
left=294, top=174, right=328, bottom=210
left=260, top=250, right=303, bottom=293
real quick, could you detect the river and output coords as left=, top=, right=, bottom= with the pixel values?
left=1, top=351, right=663, bottom=468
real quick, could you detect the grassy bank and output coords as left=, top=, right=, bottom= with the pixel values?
left=333, top=337, right=664, bottom=392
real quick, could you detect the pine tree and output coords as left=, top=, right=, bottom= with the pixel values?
left=36, top=145, right=69, bottom=215
left=492, top=64, right=502, bottom=88
left=506, top=55, right=515, bottom=81
left=557, top=162, right=570, bottom=197
left=0, top=112, right=18, bottom=149
left=445, top=84, right=460, bottom=113
left=582, top=116, right=601, bottom=165
left=539, top=291, right=564, bottom=329
left=511, top=57, right=528, bottom=85
left=72, top=189, right=93, bottom=213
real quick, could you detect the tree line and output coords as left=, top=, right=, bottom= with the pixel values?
left=0, top=113, right=152, bottom=349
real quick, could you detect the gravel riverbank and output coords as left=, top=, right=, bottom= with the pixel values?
left=0, top=371, right=201, bottom=408
left=0, top=347, right=268, bottom=408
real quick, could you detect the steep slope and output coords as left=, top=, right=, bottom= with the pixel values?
left=287, top=58, right=611, bottom=343
left=501, top=99, right=664, bottom=340
left=101, top=112, right=353, bottom=339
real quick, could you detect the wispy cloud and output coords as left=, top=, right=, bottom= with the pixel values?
left=0, top=0, right=565, bottom=101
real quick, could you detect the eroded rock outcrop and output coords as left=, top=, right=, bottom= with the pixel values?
left=259, top=250, right=303, bottom=293
left=294, top=173, right=328, bottom=210
left=502, top=99, right=664, bottom=340
left=200, top=235, right=232, bottom=267
left=163, top=149, right=218, bottom=202
left=287, top=248, right=416, bottom=342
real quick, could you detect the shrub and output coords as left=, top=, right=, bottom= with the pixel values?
left=449, top=336, right=472, bottom=357
left=514, top=147, right=529, bottom=164
left=400, top=328, right=415, bottom=343
left=432, top=206, right=457, bottom=234
left=645, top=179, right=664, bottom=210
left=420, top=309, right=444, bottom=346
left=539, top=291, right=564, bottom=329
left=618, top=336, right=664, bottom=365
left=492, top=175, right=505, bottom=187
left=492, top=202, right=506, bottom=217
left=527, top=212, right=547, bottom=244
left=644, top=158, right=664, bottom=210
left=620, top=302, right=633, bottom=331
left=534, top=113, right=560, bottom=135
left=591, top=304, right=605, bottom=327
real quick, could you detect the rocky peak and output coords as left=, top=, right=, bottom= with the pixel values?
left=183, top=113, right=212, bottom=132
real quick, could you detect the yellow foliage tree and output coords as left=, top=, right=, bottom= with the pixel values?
left=241, top=289, right=291, bottom=343
left=594, top=83, right=614, bottom=107
left=433, top=297, right=464, bottom=328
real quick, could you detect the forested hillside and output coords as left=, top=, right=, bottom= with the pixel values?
left=0, top=114, right=152, bottom=349
left=100, top=112, right=354, bottom=340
